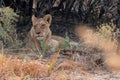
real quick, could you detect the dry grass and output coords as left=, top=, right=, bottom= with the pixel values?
left=0, top=48, right=88, bottom=80
left=47, top=50, right=60, bottom=76
left=0, top=53, right=48, bottom=79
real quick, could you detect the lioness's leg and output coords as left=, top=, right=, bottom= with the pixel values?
left=34, top=38, right=40, bottom=52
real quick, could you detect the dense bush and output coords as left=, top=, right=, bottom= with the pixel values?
left=0, top=7, right=18, bottom=48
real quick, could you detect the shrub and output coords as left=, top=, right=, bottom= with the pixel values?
left=0, top=7, right=18, bottom=48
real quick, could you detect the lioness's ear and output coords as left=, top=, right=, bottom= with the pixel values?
left=43, top=14, right=52, bottom=24
left=32, top=15, right=37, bottom=25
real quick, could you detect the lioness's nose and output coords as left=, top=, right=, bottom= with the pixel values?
left=36, top=32, right=40, bottom=34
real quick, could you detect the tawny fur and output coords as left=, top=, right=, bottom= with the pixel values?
left=29, top=14, right=65, bottom=52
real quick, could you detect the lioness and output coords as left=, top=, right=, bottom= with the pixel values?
left=29, top=14, right=65, bottom=52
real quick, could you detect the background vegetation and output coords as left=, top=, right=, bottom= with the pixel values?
left=0, top=7, right=19, bottom=48
left=0, top=0, right=120, bottom=38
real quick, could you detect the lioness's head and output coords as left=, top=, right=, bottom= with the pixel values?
left=31, top=14, right=52, bottom=40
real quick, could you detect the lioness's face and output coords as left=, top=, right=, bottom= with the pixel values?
left=32, top=14, right=52, bottom=40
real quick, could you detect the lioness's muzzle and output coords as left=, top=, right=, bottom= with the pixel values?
left=36, top=35, right=44, bottom=40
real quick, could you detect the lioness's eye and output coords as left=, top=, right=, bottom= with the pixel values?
left=41, top=24, right=45, bottom=29
left=34, top=26, right=36, bottom=29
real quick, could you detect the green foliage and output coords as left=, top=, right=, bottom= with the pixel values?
left=39, top=41, right=50, bottom=57
left=0, top=7, right=18, bottom=48
left=58, top=33, right=78, bottom=51
left=59, top=40, right=70, bottom=50
left=58, top=33, right=71, bottom=50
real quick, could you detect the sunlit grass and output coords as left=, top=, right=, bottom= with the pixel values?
left=0, top=48, right=49, bottom=79
left=47, top=50, right=60, bottom=76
